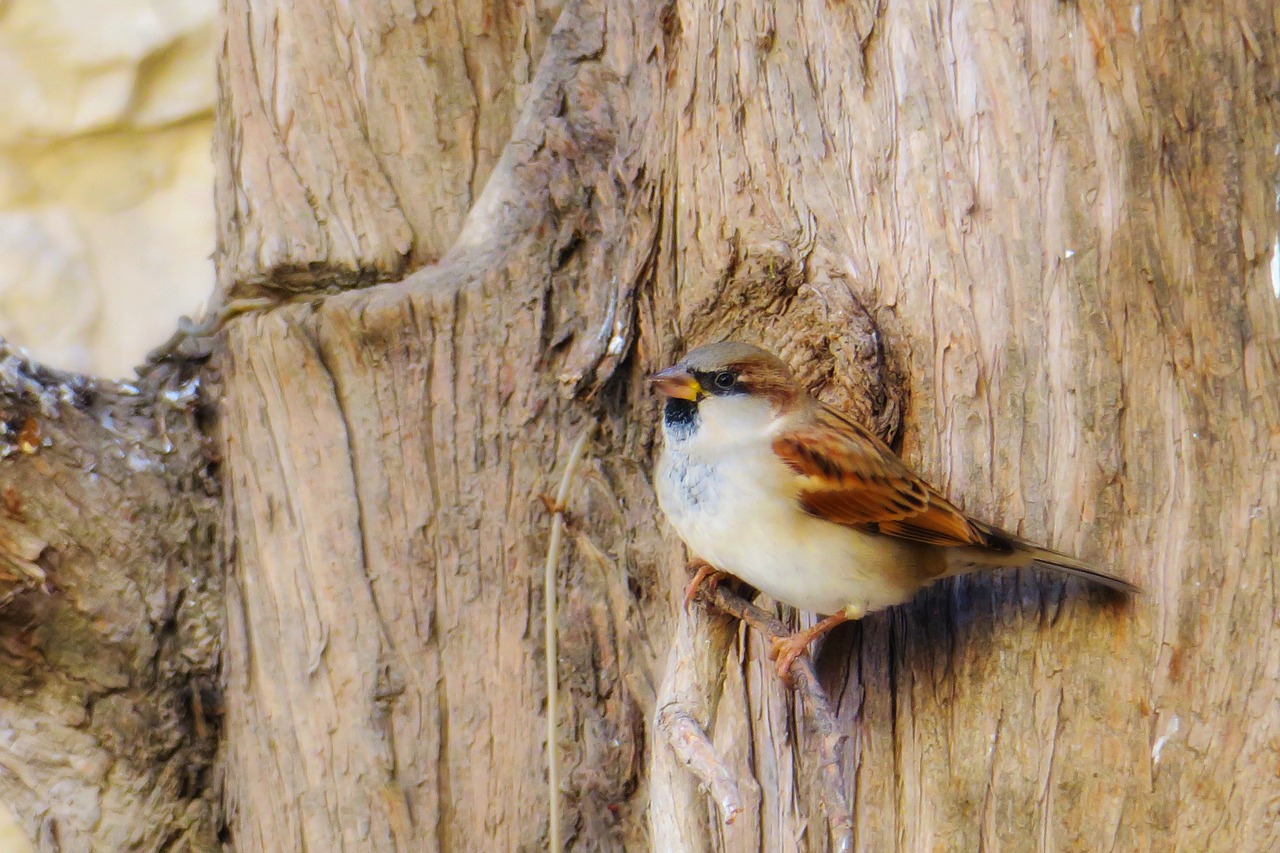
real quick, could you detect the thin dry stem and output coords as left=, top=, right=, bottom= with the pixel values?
left=543, top=427, right=593, bottom=851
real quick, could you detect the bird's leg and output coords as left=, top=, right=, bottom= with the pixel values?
left=683, top=559, right=730, bottom=610
left=767, top=603, right=865, bottom=685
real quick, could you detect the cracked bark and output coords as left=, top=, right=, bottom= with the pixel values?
left=0, top=349, right=221, bottom=850
left=3, top=0, right=1275, bottom=850
left=214, top=0, right=1280, bottom=849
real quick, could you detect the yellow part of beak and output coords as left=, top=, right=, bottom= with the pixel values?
left=648, top=366, right=703, bottom=401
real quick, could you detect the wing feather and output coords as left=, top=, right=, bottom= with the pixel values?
left=772, top=405, right=986, bottom=549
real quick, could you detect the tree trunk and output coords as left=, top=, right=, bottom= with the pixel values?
left=3, top=0, right=1277, bottom=850
left=213, top=0, right=1280, bottom=849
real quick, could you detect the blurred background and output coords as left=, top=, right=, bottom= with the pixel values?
left=0, top=0, right=215, bottom=379
left=0, top=0, right=216, bottom=847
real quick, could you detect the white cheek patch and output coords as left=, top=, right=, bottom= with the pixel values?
left=694, top=396, right=778, bottom=447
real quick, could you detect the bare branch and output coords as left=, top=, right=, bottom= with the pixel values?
left=657, top=706, right=744, bottom=825
left=650, top=595, right=739, bottom=852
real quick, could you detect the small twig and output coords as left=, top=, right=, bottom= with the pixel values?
left=704, top=585, right=857, bottom=852
left=143, top=297, right=279, bottom=366
left=542, top=427, right=593, bottom=851
left=657, top=705, right=744, bottom=823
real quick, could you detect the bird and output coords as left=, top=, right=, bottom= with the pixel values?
left=650, top=341, right=1139, bottom=681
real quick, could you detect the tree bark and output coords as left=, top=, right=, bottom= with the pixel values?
left=214, top=1, right=667, bottom=848
left=215, top=0, right=1280, bottom=849
left=0, top=349, right=221, bottom=850
left=3, top=0, right=1277, bottom=850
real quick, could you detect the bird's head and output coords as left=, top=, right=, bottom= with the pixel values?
left=649, top=342, right=800, bottom=443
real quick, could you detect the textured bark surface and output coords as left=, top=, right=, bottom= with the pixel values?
left=213, top=0, right=1280, bottom=851
left=214, top=0, right=564, bottom=295
left=652, top=1, right=1280, bottom=850
left=216, top=2, right=669, bottom=848
left=0, top=348, right=221, bottom=851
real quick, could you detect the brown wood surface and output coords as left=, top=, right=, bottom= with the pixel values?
left=214, top=0, right=564, bottom=295
left=216, top=2, right=669, bottom=848
left=0, top=351, right=221, bottom=850
left=211, top=0, right=1279, bottom=850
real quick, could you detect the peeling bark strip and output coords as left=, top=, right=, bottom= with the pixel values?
left=213, top=0, right=1280, bottom=850
left=0, top=344, right=221, bottom=851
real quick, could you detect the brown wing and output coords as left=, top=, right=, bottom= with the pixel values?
left=772, top=404, right=986, bottom=548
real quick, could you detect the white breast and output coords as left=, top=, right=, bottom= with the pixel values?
left=656, top=435, right=932, bottom=616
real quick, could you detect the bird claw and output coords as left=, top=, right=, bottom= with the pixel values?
left=767, top=634, right=809, bottom=687
left=765, top=610, right=855, bottom=687
left=683, top=560, right=729, bottom=610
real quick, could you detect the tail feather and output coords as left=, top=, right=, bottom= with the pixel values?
left=1026, top=547, right=1141, bottom=594
left=961, top=520, right=1141, bottom=594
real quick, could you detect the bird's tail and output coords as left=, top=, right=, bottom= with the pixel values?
left=1022, top=544, right=1141, bottom=594
left=950, top=521, right=1141, bottom=594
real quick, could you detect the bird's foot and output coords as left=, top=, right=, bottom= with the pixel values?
left=767, top=610, right=854, bottom=687
left=683, top=560, right=729, bottom=610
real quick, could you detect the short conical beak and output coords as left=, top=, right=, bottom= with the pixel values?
left=648, top=366, right=702, bottom=401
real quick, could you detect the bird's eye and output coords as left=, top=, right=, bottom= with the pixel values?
left=712, top=371, right=736, bottom=390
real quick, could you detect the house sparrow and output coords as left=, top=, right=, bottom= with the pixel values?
left=651, top=341, right=1139, bottom=680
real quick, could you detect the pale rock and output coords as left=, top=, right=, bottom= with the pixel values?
left=0, top=0, right=217, bottom=378
left=0, top=801, right=34, bottom=853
